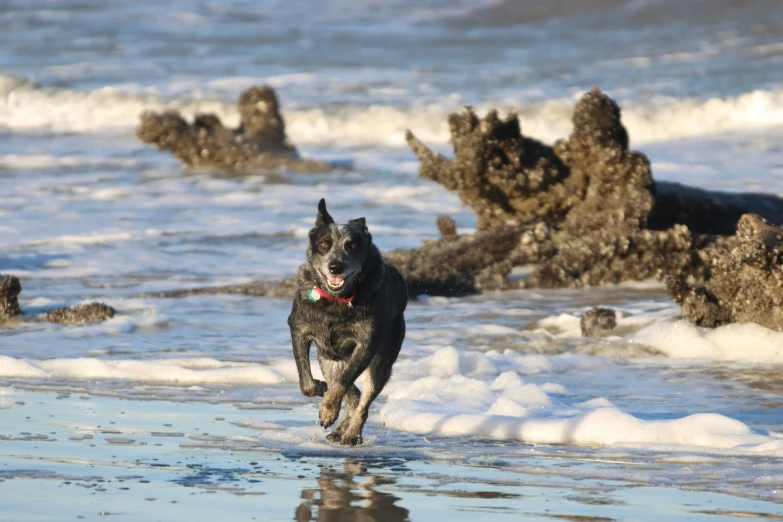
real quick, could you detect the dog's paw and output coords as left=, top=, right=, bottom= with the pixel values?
left=301, top=379, right=328, bottom=397
left=319, top=400, right=340, bottom=429
left=325, top=430, right=343, bottom=443
left=340, top=431, right=363, bottom=446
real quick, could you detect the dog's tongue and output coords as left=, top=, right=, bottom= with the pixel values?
left=327, top=274, right=345, bottom=287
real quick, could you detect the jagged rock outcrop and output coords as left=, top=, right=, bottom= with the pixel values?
left=667, top=214, right=783, bottom=330
left=0, top=275, right=116, bottom=326
left=407, top=87, right=783, bottom=237
left=152, top=88, right=783, bottom=307
left=137, top=85, right=331, bottom=172
left=45, top=303, right=116, bottom=325
left=403, top=87, right=783, bottom=292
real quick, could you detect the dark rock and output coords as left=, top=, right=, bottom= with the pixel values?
left=45, top=303, right=116, bottom=325
left=137, top=85, right=332, bottom=172
left=405, top=87, right=783, bottom=292
left=384, top=223, right=545, bottom=296
left=409, top=87, right=783, bottom=237
left=667, top=214, right=783, bottom=330
left=650, top=182, right=783, bottom=235
left=406, top=108, right=569, bottom=231
left=0, top=275, right=21, bottom=319
left=580, top=307, right=617, bottom=337
left=151, top=89, right=783, bottom=301
left=525, top=225, right=702, bottom=288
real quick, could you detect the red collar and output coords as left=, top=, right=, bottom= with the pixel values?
left=309, top=285, right=356, bottom=306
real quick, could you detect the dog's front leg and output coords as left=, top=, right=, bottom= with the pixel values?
left=319, top=341, right=375, bottom=429
left=291, top=333, right=327, bottom=398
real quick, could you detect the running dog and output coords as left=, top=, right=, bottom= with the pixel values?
left=288, top=199, right=407, bottom=445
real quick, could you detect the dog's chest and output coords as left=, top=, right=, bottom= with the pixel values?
left=312, top=316, right=373, bottom=361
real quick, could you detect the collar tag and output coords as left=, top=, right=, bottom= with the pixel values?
left=307, top=285, right=355, bottom=306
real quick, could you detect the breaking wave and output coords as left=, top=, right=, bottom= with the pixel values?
left=2, top=73, right=783, bottom=147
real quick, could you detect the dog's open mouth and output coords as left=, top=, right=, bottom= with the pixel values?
left=320, top=270, right=346, bottom=291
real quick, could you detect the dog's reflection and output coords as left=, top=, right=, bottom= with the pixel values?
left=295, top=458, right=410, bottom=522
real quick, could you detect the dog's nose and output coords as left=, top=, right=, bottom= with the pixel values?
left=328, top=261, right=345, bottom=275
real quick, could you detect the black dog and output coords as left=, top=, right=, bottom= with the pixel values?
left=288, top=199, right=407, bottom=445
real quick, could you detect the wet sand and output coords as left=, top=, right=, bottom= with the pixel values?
left=2, top=388, right=782, bottom=521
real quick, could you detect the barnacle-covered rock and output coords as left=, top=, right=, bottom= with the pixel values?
left=137, top=85, right=331, bottom=172
left=667, top=214, right=783, bottom=330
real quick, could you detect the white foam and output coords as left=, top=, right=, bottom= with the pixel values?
left=631, top=320, right=783, bottom=363
left=379, top=372, right=783, bottom=455
left=0, top=355, right=298, bottom=385
left=0, top=154, right=137, bottom=170
left=3, top=339, right=780, bottom=456
left=4, top=74, right=783, bottom=147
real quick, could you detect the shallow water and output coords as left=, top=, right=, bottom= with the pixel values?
left=2, top=0, right=783, bottom=519
left=3, top=389, right=783, bottom=521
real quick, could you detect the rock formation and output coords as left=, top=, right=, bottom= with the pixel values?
left=152, top=88, right=783, bottom=314
left=0, top=275, right=116, bottom=327
left=45, top=303, right=116, bottom=325
left=137, top=85, right=331, bottom=172
left=0, top=275, right=21, bottom=319
left=667, top=214, right=783, bottom=330
left=407, top=87, right=783, bottom=236
left=404, top=87, right=783, bottom=292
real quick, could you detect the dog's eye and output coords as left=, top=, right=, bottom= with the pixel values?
left=345, top=241, right=357, bottom=251
left=318, top=241, right=329, bottom=251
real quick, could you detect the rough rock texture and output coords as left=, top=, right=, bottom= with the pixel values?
left=45, top=303, right=116, bottom=325
left=0, top=275, right=22, bottom=319
left=580, top=307, right=617, bottom=337
left=152, top=88, right=783, bottom=305
left=667, top=214, right=783, bottom=330
left=525, top=225, right=701, bottom=288
left=403, top=87, right=783, bottom=293
left=137, top=85, right=331, bottom=172
left=407, top=87, right=783, bottom=236
left=385, top=223, right=550, bottom=296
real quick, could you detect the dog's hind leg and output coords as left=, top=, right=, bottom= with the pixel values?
left=326, top=384, right=360, bottom=443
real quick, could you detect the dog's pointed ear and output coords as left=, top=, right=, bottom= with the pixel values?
left=348, top=217, right=366, bottom=231
left=348, top=217, right=371, bottom=243
left=315, top=198, right=334, bottom=227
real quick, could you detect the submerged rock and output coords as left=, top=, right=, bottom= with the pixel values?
left=667, top=214, right=783, bottom=330
left=580, top=307, right=617, bottom=338
left=140, top=278, right=298, bottom=299
left=0, top=275, right=22, bottom=319
left=45, top=303, right=116, bottom=325
left=137, top=85, right=331, bottom=172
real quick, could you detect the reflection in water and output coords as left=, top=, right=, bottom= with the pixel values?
left=295, top=458, right=410, bottom=522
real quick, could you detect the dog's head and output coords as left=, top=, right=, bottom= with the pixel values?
left=307, top=199, right=373, bottom=296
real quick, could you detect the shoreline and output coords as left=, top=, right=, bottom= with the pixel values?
left=2, top=388, right=781, bottom=521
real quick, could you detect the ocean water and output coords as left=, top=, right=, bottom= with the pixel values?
left=2, top=0, right=783, bottom=519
